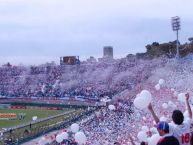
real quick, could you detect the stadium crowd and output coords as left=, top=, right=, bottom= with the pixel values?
left=0, top=57, right=160, bottom=100
left=1, top=55, right=193, bottom=145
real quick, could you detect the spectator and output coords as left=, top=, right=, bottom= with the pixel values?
left=140, top=142, right=147, bottom=145
left=114, top=142, right=121, bottom=145
left=157, top=121, right=179, bottom=145
left=128, top=134, right=136, bottom=145
left=128, top=134, right=148, bottom=145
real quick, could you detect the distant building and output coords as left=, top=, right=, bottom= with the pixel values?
left=87, top=56, right=97, bottom=63
left=103, top=46, right=113, bottom=58
left=126, top=54, right=136, bottom=62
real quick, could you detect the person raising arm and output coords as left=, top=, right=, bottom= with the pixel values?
left=148, top=103, right=160, bottom=124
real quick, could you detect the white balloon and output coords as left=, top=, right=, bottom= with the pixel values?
left=32, top=116, right=37, bottom=121
left=134, top=90, right=152, bottom=109
left=148, top=134, right=161, bottom=145
left=162, top=103, right=168, bottom=109
left=168, top=100, right=173, bottom=106
left=155, top=84, right=160, bottom=90
left=56, top=134, right=63, bottom=143
left=168, top=101, right=176, bottom=108
left=38, top=137, right=48, bottom=145
left=108, top=105, right=116, bottom=110
left=61, top=132, right=68, bottom=140
left=134, top=97, right=144, bottom=109
left=137, top=131, right=147, bottom=142
left=158, top=79, right=165, bottom=85
left=173, top=91, right=178, bottom=96
left=178, top=93, right=186, bottom=102
left=150, top=127, right=158, bottom=134
left=71, top=123, right=79, bottom=133
left=95, top=111, right=100, bottom=117
left=140, top=90, right=152, bottom=100
left=142, top=126, right=149, bottom=132
left=171, top=88, right=175, bottom=92
left=75, top=131, right=87, bottom=144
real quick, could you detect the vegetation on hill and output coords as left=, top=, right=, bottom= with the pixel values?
left=127, top=37, right=193, bottom=59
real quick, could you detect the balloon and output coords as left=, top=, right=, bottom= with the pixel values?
left=137, top=131, right=147, bottom=142
left=178, top=93, right=186, bottom=102
left=162, top=103, right=168, bottom=109
left=61, top=132, right=68, bottom=140
left=71, top=123, right=79, bottom=133
left=134, top=96, right=145, bottom=109
left=134, top=90, right=152, bottom=109
left=155, top=84, right=160, bottom=90
left=101, top=98, right=107, bottom=103
left=171, top=88, right=175, bottom=92
left=142, top=126, right=149, bottom=132
left=95, top=111, right=100, bottom=117
left=150, top=127, right=158, bottom=134
left=38, top=137, right=48, bottom=145
left=140, top=90, right=152, bottom=100
left=168, top=100, right=173, bottom=106
left=173, top=91, right=178, bottom=96
left=75, top=131, right=87, bottom=144
left=168, top=101, right=176, bottom=108
left=148, top=134, right=161, bottom=145
left=158, top=79, right=165, bottom=85
left=32, top=116, right=37, bottom=121
left=108, top=105, right=116, bottom=110
left=56, top=134, right=63, bottom=143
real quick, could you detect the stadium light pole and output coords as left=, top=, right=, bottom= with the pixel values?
left=171, top=16, right=181, bottom=59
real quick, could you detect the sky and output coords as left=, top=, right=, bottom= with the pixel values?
left=0, top=0, right=193, bottom=65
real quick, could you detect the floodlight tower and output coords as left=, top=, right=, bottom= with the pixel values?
left=171, top=16, right=181, bottom=59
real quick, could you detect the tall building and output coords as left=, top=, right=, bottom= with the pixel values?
left=103, top=46, right=113, bottom=58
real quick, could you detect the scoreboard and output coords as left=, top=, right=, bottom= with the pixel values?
left=60, top=56, right=80, bottom=65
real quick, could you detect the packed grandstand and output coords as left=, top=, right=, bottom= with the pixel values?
left=1, top=51, right=193, bottom=144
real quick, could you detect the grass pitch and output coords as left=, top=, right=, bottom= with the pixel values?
left=0, top=108, right=64, bottom=129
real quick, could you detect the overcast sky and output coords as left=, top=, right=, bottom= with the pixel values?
left=0, top=0, right=193, bottom=65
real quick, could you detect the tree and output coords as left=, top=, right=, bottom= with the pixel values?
left=188, top=37, right=193, bottom=43
left=145, top=45, right=152, bottom=51
left=152, top=42, right=159, bottom=46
